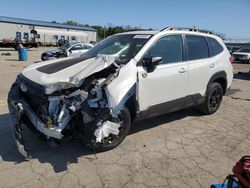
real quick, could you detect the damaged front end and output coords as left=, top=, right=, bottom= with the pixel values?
left=8, top=60, right=136, bottom=158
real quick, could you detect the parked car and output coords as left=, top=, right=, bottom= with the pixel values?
left=232, top=48, right=250, bottom=64
left=8, top=27, right=233, bottom=157
left=41, top=42, right=93, bottom=61
left=227, top=46, right=241, bottom=54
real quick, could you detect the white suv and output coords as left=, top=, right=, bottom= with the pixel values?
left=8, top=27, right=233, bottom=157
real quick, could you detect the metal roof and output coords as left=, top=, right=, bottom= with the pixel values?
left=0, top=16, right=96, bottom=32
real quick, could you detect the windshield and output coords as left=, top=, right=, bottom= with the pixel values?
left=59, top=43, right=73, bottom=51
left=238, top=48, right=250, bottom=53
left=81, top=34, right=152, bottom=64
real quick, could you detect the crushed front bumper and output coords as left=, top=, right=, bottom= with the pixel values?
left=8, top=101, right=29, bottom=158
left=8, top=83, right=65, bottom=157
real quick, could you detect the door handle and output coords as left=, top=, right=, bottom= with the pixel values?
left=179, top=67, right=187, bottom=73
left=210, top=63, right=215, bottom=68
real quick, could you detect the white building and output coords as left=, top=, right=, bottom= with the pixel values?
left=0, top=16, right=97, bottom=45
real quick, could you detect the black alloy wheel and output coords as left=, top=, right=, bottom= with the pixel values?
left=198, top=82, right=223, bottom=115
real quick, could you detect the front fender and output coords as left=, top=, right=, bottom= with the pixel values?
left=104, top=61, right=137, bottom=113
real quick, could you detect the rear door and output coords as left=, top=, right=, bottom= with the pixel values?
left=137, top=34, right=189, bottom=112
left=185, top=35, right=213, bottom=97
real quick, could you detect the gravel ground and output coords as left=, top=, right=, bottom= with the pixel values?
left=0, top=47, right=249, bottom=188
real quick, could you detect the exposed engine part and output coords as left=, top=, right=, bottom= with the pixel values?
left=81, top=101, right=94, bottom=124
left=89, top=86, right=103, bottom=103
left=94, top=121, right=120, bottom=143
left=67, top=90, right=88, bottom=112
left=47, top=89, right=88, bottom=129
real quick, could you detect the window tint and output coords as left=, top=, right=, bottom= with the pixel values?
left=71, top=44, right=82, bottom=51
left=83, top=44, right=92, bottom=49
left=207, top=37, right=223, bottom=56
left=146, top=35, right=183, bottom=64
left=186, top=35, right=209, bottom=60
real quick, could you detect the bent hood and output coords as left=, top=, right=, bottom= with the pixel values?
left=21, top=55, right=117, bottom=94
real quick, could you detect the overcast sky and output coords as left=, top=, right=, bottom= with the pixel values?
left=1, top=0, right=250, bottom=39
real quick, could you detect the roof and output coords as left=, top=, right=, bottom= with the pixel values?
left=0, top=16, right=96, bottom=32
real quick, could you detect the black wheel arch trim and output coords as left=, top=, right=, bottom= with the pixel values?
left=206, top=71, right=227, bottom=95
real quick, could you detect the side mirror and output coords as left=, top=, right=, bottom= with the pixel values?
left=151, top=56, right=162, bottom=66
left=69, top=49, right=72, bottom=54
left=142, top=56, right=162, bottom=72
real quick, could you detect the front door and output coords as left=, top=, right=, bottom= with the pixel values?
left=137, top=35, right=188, bottom=113
left=68, top=44, right=83, bottom=57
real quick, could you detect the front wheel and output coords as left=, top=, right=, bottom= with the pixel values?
left=198, top=82, right=223, bottom=115
left=57, top=53, right=67, bottom=59
left=95, top=107, right=131, bottom=152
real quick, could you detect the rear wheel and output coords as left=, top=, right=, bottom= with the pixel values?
left=95, top=107, right=131, bottom=152
left=198, top=82, right=223, bottom=115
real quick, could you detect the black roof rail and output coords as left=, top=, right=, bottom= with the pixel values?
left=160, top=27, right=213, bottom=34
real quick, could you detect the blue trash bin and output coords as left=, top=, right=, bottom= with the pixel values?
left=18, top=48, right=28, bottom=61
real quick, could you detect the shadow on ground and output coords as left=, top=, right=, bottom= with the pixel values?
left=5, top=59, right=20, bottom=61
left=0, top=49, right=16, bottom=52
left=234, top=72, right=250, bottom=81
left=0, top=108, right=201, bottom=173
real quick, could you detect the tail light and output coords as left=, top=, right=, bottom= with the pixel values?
left=229, top=56, right=235, bottom=64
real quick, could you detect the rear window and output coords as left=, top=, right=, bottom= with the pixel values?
left=207, top=37, right=223, bottom=56
left=186, top=35, right=209, bottom=61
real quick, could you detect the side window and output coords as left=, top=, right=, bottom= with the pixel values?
left=207, top=37, right=223, bottom=56
left=71, top=44, right=82, bottom=51
left=83, top=44, right=92, bottom=49
left=146, top=35, right=183, bottom=64
left=53, top=35, right=58, bottom=40
left=186, top=35, right=209, bottom=60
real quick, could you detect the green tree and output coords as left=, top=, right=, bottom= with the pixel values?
left=64, top=20, right=79, bottom=26
left=55, top=20, right=152, bottom=40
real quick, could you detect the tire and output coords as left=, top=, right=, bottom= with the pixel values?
left=95, top=107, right=131, bottom=152
left=198, top=82, right=223, bottom=115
